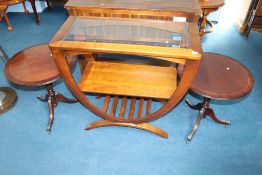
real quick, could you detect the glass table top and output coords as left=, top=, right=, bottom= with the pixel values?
left=62, top=17, right=190, bottom=48
left=65, top=0, right=201, bottom=14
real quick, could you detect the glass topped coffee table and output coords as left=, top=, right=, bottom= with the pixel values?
left=65, top=0, right=202, bottom=22
left=49, top=16, right=202, bottom=138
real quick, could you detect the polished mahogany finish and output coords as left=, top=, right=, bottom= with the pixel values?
left=4, top=45, right=75, bottom=86
left=65, top=0, right=202, bottom=22
left=5, top=45, right=77, bottom=133
left=190, top=52, right=253, bottom=100
left=183, top=52, right=254, bottom=142
left=199, top=0, right=225, bottom=36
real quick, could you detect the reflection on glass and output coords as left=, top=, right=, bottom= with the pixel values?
left=65, top=0, right=201, bottom=14
left=63, top=18, right=190, bottom=48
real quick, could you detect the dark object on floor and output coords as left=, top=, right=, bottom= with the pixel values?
left=0, top=47, right=17, bottom=114
left=0, top=87, right=17, bottom=114
left=0, top=0, right=50, bottom=31
left=4, top=44, right=77, bottom=133
left=0, top=46, right=9, bottom=63
left=199, top=0, right=225, bottom=36
left=183, top=52, right=254, bottom=143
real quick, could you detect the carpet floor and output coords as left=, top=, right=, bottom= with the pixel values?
left=0, top=7, right=262, bottom=175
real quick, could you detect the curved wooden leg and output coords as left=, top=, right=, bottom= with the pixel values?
left=47, top=96, right=54, bottom=134
left=185, top=99, right=203, bottom=110
left=0, top=8, right=13, bottom=31
left=22, top=2, right=29, bottom=14
left=29, top=0, right=40, bottom=24
left=205, top=108, right=231, bottom=127
left=38, top=84, right=57, bottom=133
left=56, top=93, right=78, bottom=103
left=204, top=19, right=215, bottom=34
left=0, top=15, right=3, bottom=22
left=46, top=84, right=57, bottom=133
left=85, top=120, right=168, bottom=138
left=46, top=0, right=51, bottom=10
left=186, top=108, right=205, bottom=143
left=199, top=9, right=209, bottom=36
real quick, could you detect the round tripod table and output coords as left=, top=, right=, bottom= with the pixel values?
left=4, top=44, right=77, bottom=133
left=184, top=52, right=254, bottom=143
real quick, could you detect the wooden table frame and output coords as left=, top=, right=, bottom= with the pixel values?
left=65, top=0, right=202, bottom=23
left=49, top=17, right=202, bottom=138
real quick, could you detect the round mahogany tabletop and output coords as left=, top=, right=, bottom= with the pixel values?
left=199, top=0, right=225, bottom=9
left=190, top=52, right=254, bottom=100
left=5, top=44, right=76, bottom=86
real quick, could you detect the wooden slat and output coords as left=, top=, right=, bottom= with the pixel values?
left=128, top=97, right=136, bottom=120
left=78, top=62, right=177, bottom=99
left=78, top=55, right=87, bottom=75
left=146, top=99, right=152, bottom=117
left=119, top=97, right=127, bottom=119
left=110, top=96, right=119, bottom=115
left=103, top=95, right=110, bottom=112
left=137, top=98, right=144, bottom=119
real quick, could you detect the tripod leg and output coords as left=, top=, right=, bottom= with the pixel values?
left=185, top=99, right=203, bottom=110
left=0, top=8, right=13, bottom=31
left=29, top=0, right=40, bottom=24
left=205, top=108, right=231, bottom=127
left=186, top=108, right=205, bottom=143
left=46, top=0, right=51, bottom=10
left=47, top=96, right=54, bottom=134
left=22, top=2, right=29, bottom=14
left=56, top=93, right=77, bottom=103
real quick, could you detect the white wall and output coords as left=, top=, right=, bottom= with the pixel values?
left=227, top=0, right=252, bottom=32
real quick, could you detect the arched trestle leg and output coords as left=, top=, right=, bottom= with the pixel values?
left=85, top=120, right=168, bottom=138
